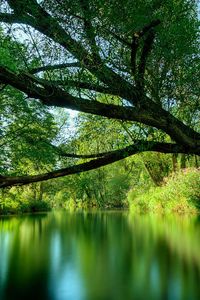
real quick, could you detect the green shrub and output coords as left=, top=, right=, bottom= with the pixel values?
left=128, top=168, right=200, bottom=214
left=0, top=192, right=51, bottom=215
left=63, top=197, right=77, bottom=210
left=20, top=199, right=51, bottom=213
left=0, top=198, right=21, bottom=215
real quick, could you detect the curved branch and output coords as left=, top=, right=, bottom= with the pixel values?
left=0, top=65, right=200, bottom=149
left=0, top=11, right=136, bottom=103
left=136, top=19, right=161, bottom=38
left=131, top=20, right=160, bottom=76
left=0, top=65, right=141, bottom=120
left=109, top=20, right=161, bottom=51
left=0, top=141, right=194, bottom=188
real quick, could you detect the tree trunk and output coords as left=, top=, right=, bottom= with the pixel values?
left=172, top=154, right=178, bottom=172
left=180, top=154, right=186, bottom=169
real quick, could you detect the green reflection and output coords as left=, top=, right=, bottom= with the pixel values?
left=0, top=211, right=200, bottom=300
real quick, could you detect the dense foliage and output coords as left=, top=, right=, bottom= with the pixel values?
left=0, top=0, right=199, bottom=211
left=129, top=168, right=200, bottom=214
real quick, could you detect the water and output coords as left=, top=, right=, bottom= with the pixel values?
left=0, top=211, right=200, bottom=300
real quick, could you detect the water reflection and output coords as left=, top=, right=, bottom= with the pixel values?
left=0, top=211, right=200, bottom=300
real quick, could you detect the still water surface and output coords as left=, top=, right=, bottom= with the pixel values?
left=0, top=211, right=200, bottom=300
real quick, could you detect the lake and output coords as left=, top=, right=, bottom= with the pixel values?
left=0, top=211, right=200, bottom=300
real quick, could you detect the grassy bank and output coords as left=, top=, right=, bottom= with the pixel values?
left=128, top=168, right=200, bottom=214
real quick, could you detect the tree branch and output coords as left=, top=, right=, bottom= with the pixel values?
left=0, top=10, right=137, bottom=103
left=29, top=62, right=80, bottom=74
left=47, top=79, right=117, bottom=95
left=0, top=65, right=200, bottom=150
left=0, top=83, right=7, bottom=92
left=136, top=19, right=161, bottom=38
left=79, top=0, right=99, bottom=56
left=31, top=138, right=107, bottom=158
left=0, top=141, right=194, bottom=188
left=7, top=0, right=49, bottom=18
left=0, top=12, right=25, bottom=24
left=131, top=19, right=160, bottom=75
left=136, top=30, right=155, bottom=89
left=108, top=30, right=132, bottom=47
left=131, top=34, right=139, bottom=75
left=0, top=65, right=142, bottom=122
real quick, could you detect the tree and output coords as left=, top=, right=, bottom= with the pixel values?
left=0, top=0, right=199, bottom=188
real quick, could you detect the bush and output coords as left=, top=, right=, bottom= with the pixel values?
left=128, top=168, right=200, bottom=214
left=20, top=199, right=51, bottom=213
left=0, top=189, right=51, bottom=215
left=0, top=198, right=21, bottom=215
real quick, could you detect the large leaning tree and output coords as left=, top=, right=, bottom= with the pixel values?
left=0, top=0, right=199, bottom=188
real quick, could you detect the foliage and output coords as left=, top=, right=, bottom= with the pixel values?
left=51, top=160, right=132, bottom=209
left=0, top=86, right=60, bottom=175
left=129, top=168, right=200, bottom=214
left=0, top=185, right=51, bottom=215
left=0, top=0, right=199, bottom=188
left=0, top=1, right=199, bottom=212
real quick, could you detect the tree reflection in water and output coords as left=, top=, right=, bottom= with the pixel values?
left=0, top=211, right=200, bottom=300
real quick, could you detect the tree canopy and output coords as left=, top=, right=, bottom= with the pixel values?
left=0, top=0, right=199, bottom=188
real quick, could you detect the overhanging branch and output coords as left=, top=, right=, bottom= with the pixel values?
left=0, top=65, right=200, bottom=149
left=0, top=10, right=137, bottom=103
left=0, top=65, right=141, bottom=121
left=0, top=141, right=194, bottom=188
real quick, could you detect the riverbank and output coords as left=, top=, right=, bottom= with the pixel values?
left=128, top=168, right=200, bottom=214
left=0, top=198, right=51, bottom=215
left=1, top=168, right=199, bottom=216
